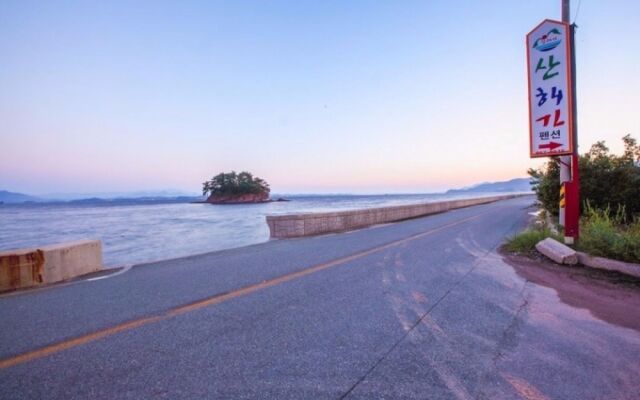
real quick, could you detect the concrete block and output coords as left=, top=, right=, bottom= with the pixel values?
left=577, top=252, right=640, bottom=279
left=0, top=240, right=103, bottom=292
left=39, top=240, right=103, bottom=283
left=535, top=238, right=578, bottom=265
left=0, top=249, right=45, bottom=291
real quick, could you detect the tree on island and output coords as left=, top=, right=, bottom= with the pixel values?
left=202, top=171, right=270, bottom=203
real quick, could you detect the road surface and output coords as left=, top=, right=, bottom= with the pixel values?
left=1, top=196, right=639, bottom=399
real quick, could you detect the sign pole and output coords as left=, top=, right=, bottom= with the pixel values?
left=525, top=5, right=578, bottom=241
left=561, top=0, right=580, bottom=244
left=559, top=1, right=570, bottom=231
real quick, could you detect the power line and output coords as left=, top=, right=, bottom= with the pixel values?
left=573, top=0, right=583, bottom=23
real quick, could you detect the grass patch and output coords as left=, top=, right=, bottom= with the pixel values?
left=578, top=203, right=640, bottom=263
left=505, top=226, right=561, bottom=254
left=506, top=204, right=640, bottom=264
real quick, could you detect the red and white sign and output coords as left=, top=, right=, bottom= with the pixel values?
left=526, top=19, right=574, bottom=158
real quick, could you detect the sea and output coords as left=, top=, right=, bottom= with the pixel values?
left=0, top=193, right=509, bottom=267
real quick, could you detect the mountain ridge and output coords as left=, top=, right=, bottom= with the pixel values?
left=0, top=190, right=43, bottom=203
left=445, top=178, right=532, bottom=194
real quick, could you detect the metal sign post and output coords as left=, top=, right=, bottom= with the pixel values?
left=564, top=19, right=580, bottom=244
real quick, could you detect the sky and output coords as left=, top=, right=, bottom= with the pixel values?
left=1, top=0, right=638, bottom=195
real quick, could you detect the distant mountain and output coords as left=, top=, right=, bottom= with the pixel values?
left=446, top=178, right=532, bottom=194
left=0, top=190, right=43, bottom=203
left=65, top=196, right=204, bottom=206
left=41, top=189, right=199, bottom=200
left=0, top=189, right=204, bottom=205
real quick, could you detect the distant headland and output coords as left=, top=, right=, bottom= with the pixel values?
left=445, top=178, right=532, bottom=194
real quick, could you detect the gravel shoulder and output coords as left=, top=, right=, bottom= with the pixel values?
left=501, top=249, right=640, bottom=332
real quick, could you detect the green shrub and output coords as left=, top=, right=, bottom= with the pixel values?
left=578, top=204, right=620, bottom=258
left=528, top=135, right=640, bottom=219
left=611, top=219, right=640, bottom=263
left=578, top=202, right=640, bottom=263
left=627, top=221, right=640, bottom=261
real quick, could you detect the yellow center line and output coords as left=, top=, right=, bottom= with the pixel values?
left=0, top=211, right=489, bottom=369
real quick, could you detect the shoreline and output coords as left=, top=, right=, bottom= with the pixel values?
left=1, top=192, right=535, bottom=269
left=191, top=197, right=291, bottom=205
left=3, top=195, right=530, bottom=295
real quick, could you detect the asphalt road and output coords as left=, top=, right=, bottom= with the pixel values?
left=1, top=196, right=639, bottom=399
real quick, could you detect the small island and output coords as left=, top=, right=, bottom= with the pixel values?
left=202, top=171, right=271, bottom=204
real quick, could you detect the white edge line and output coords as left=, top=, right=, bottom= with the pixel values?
left=86, top=264, right=133, bottom=282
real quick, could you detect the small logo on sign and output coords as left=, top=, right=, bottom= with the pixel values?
left=533, top=28, right=562, bottom=52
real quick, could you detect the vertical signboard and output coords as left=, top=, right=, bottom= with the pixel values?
left=527, top=20, right=574, bottom=157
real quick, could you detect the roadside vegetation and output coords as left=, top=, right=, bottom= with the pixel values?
left=505, top=225, right=562, bottom=254
left=508, top=135, right=640, bottom=263
left=578, top=203, right=640, bottom=263
left=528, top=134, right=640, bottom=218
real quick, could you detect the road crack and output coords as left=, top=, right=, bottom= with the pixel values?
left=339, top=206, right=529, bottom=399
left=338, top=249, right=497, bottom=399
left=476, top=280, right=531, bottom=400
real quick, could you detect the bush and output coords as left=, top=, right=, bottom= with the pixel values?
left=527, top=158, right=560, bottom=216
left=528, top=135, right=640, bottom=220
left=625, top=221, right=640, bottom=262
left=578, top=203, right=623, bottom=259
left=612, top=228, right=640, bottom=263
left=578, top=202, right=640, bottom=263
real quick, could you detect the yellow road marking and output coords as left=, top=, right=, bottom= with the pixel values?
left=0, top=212, right=487, bottom=369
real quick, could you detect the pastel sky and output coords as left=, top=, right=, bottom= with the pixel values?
left=1, top=1, right=638, bottom=195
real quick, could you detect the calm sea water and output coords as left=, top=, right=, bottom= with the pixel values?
left=0, top=193, right=505, bottom=267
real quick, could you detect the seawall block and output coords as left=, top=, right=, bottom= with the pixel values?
left=0, top=240, right=103, bottom=292
left=266, top=195, right=525, bottom=238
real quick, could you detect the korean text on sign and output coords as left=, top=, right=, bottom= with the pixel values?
left=526, top=20, right=573, bottom=158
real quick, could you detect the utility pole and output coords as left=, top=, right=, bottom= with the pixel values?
left=560, top=0, right=580, bottom=244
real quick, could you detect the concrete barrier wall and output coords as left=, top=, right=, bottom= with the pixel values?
left=266, top=195, right=525, bottom=238
left=0, top=240, right=103, bottom=292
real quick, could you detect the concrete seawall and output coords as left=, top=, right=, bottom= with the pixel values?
left=0, top=240, right=103, bottom=292
left=266, top=194, right=527, bottom=238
